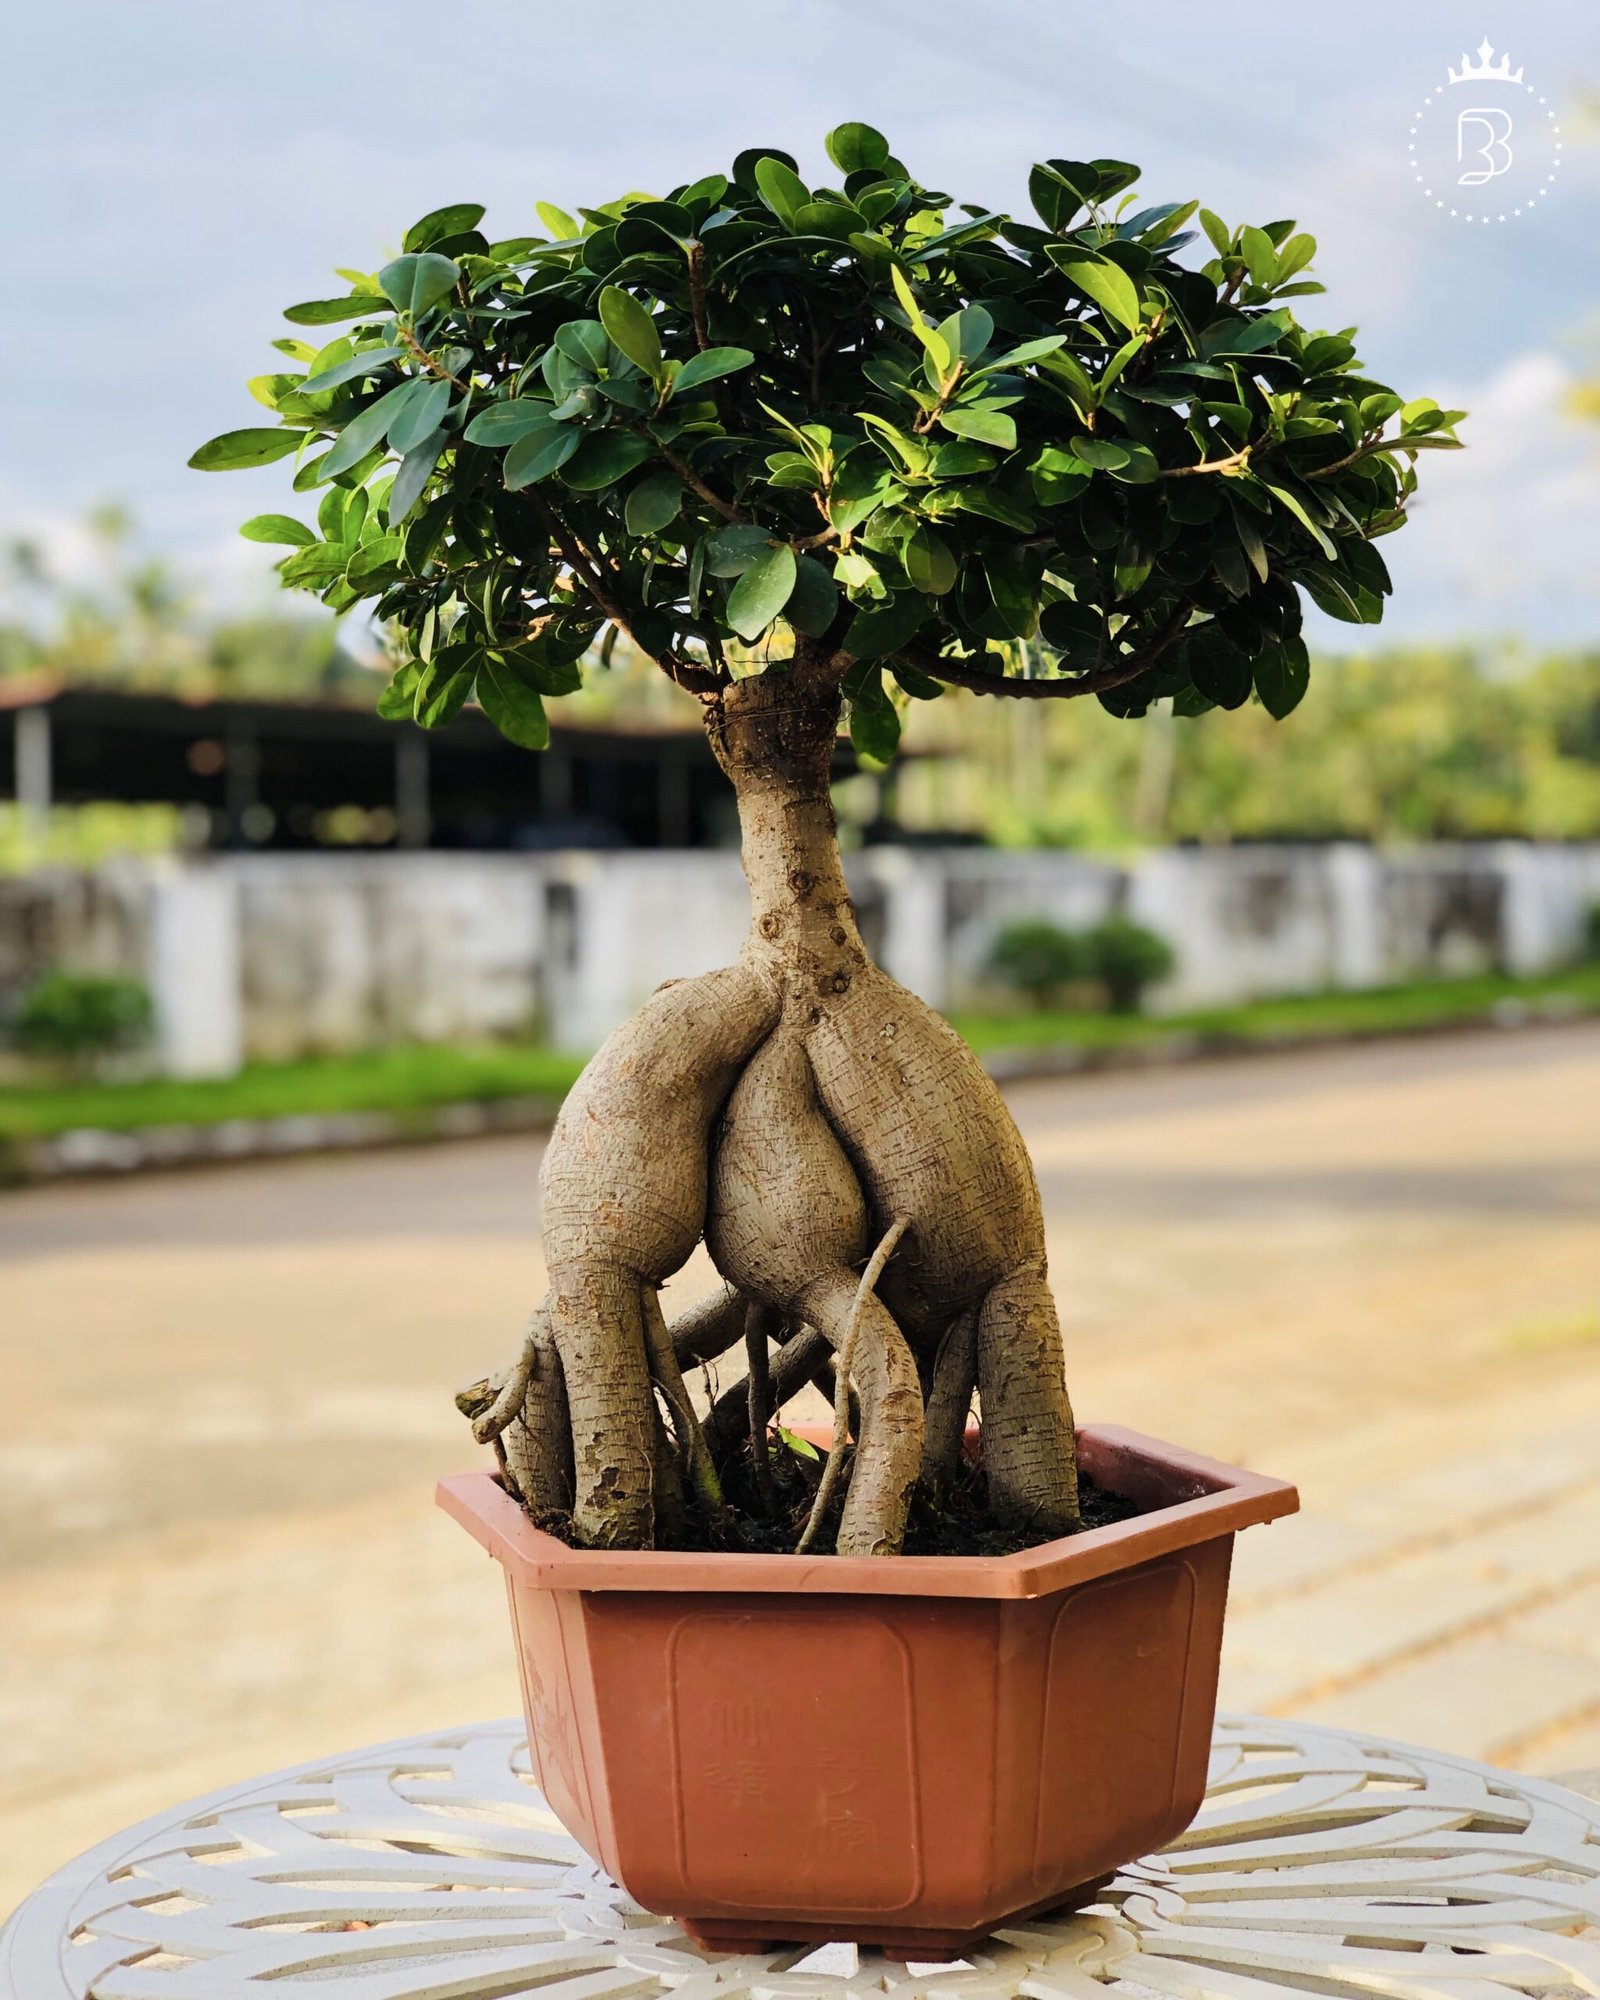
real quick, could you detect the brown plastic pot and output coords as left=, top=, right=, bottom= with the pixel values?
left=437, top=1422, right=1296, bottom=1956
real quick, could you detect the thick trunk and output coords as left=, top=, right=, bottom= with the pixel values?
left=705, top=646, right=865, bottom=1001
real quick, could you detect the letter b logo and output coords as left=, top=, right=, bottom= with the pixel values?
left=1457, top=107, right=1514, bottom=185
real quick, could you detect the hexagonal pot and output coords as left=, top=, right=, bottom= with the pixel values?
left=437, top=1422, right=1296, bottom=1956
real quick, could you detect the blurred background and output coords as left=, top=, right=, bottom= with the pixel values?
left=2, top=0, right=1597, bottom=1916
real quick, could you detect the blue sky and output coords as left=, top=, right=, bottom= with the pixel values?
left=4, top=0, right=1597, bottom=649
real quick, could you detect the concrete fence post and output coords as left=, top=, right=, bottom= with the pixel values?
left=147, top=864, right=244, bottom=1078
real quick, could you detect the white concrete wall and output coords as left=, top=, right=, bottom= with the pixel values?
left=3, top=841, right=1597, bottom=1067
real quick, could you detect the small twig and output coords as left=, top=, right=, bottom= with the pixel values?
left=398, top=326, right=471, bottom=393
left=1161, top=440, right=1258, bottom=479
left=626, top=424, right=745, bottom=524
left=685, top=241, right=712, bottom=353
left=796, top=1215, right=910, bottom=1555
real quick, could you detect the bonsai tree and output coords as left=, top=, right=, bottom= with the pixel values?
left=193, top=126, right=1460, bottom=1555
left=1084, top=917, right=1176, bottom=1013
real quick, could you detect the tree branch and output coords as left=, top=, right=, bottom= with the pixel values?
left=894, top=600, right=1193, bottom=702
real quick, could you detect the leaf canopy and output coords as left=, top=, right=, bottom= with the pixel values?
left=192, top=124, right=1461, bottom=748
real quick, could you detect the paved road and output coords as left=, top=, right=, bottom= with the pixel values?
left=3, top=1024, right=1597, bottom=1913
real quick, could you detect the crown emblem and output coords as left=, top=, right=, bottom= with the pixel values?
left=1447, top=38, right=1524, bottom=86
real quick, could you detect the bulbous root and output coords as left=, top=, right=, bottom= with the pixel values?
left=466, top=954, right=1080, bottom=1555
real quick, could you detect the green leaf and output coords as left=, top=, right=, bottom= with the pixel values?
left=562, top=430, right=652, bottom=490
left=377, top=663, right=421, bottom=720
left=299, top=345, right=406, bottom=394
left=388, top=377, right=451, bottom=455
left=1028, top=162, right=1085, bottom=233
left=403, top=203, right=486, bottom=253
left=940, top=406, right=1015, bottom=450
left=704, top=524, right=776, bottom=576
left=283, top=296, right=391, bottom=326
left=597, top=286, right=663, bottom=381
left=903, top=523, right=956, bottom=596
left=1198, top=207, right=1232, bottom=256
left=753, top=155, right=809, bottom=227
left=1045, top=247, right=1142, bottom=334
left=1254, top=636, right=1310, bottom=719
left=1187, top=625, right=1253, bottom=709
left=777, top=1425, right=821, bottom=1461
left=536, top=201, right=579, bottom=240
left=848, top=670, right=901, bottom=764
left=464, top=400, right=558, bottom=446
left=378, top=252, right=461, bottom=317
left=726, top=542, right=797, bottom=638
left=825, top=122, right=890, bottom=174
left=842, top=591, right=929, bottom=659
left=554, top=319, right=610, bottom=374
left=786, top=554, right=839, bottom=637
left=345, top=535, right=405, bottom=587
left=672, top=345, right=754, bottom=396
left=1069, top=437, right=1130, bottom=470
left=239, top=513, right=314, bottom=546
left=477, top=654, right=551, bottom=749
left=414, top=647, right=477, bottom=727
left=322, top=380, right=422, bottom=478
left=1239, top=225, right=1277, bottom=289
left=388, top=431, right=446, bottom=525
left=279, top=543, right=349, bottom=587
left=1275, top=231, right=1317, bottom=283
left=936, top=305, right=993, bottom=365
left=503, top=423, right=579, bottom=487
left=1264, top=481, right=1337, bottom=559
left=624, top=468, right=682, bottom=535
left=982, top=551, right=1039, bottom=638
left=500, top=642, right=584, bottom=696
left=188, top=428, right=305, bottom=472
left=890, top=264, right=951, bottom=374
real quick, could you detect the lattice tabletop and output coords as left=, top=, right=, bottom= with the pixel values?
left=3, top=1714, right=1597, bottom=2000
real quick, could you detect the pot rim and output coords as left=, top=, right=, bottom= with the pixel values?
left=437, top=1422, right=1297, bottom=1600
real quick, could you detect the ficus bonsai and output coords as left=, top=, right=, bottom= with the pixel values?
left=194, top=124, right=1460, bottom=1556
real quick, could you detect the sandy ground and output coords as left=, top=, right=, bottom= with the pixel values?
left=2, top=1023, right=1596, bottom=1916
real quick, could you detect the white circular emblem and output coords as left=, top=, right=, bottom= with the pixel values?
left=1408, top=39, right=1562, bottom=224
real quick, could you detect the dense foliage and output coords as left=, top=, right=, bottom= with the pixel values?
left=193, top=125, right=1460, bottom=761
left=11, top=971, right=153, bottom=1068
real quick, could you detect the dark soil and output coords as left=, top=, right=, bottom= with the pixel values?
left=514, top=1433, right=1141, bottom=1557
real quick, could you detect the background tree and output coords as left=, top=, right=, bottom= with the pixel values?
left=195, top=126, right=1460, bottom=1554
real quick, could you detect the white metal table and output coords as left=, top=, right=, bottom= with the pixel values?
left=4, top=1714, right=1597, bottom=1999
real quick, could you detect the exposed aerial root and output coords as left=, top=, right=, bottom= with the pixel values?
left=797, top=1215, right=910, bottom=1554
left=455, top=1310, right=571, bottom=1514
left=921, top=1306, right=978, bottom=1495
left=704, top=1321, right=827, bottom=1453
left=668, top=1281, right=751, bottom=1368
left=976, top=1262, right=1080, bottom=1533
left=641, top=1286, right=723, bottom=1513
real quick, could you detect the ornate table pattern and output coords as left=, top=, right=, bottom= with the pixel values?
left=3, top=1714, right=1597, bottom=2000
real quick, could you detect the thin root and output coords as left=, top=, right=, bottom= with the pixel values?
left=796, top=1213, right=911, bottom=1555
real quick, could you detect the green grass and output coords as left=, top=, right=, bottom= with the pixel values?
left=952, top=967, right=1600, bottom=1056
left=0, top=1042, right=587, bottom=1143
left=1, top=968, right=1594, bottom=1149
